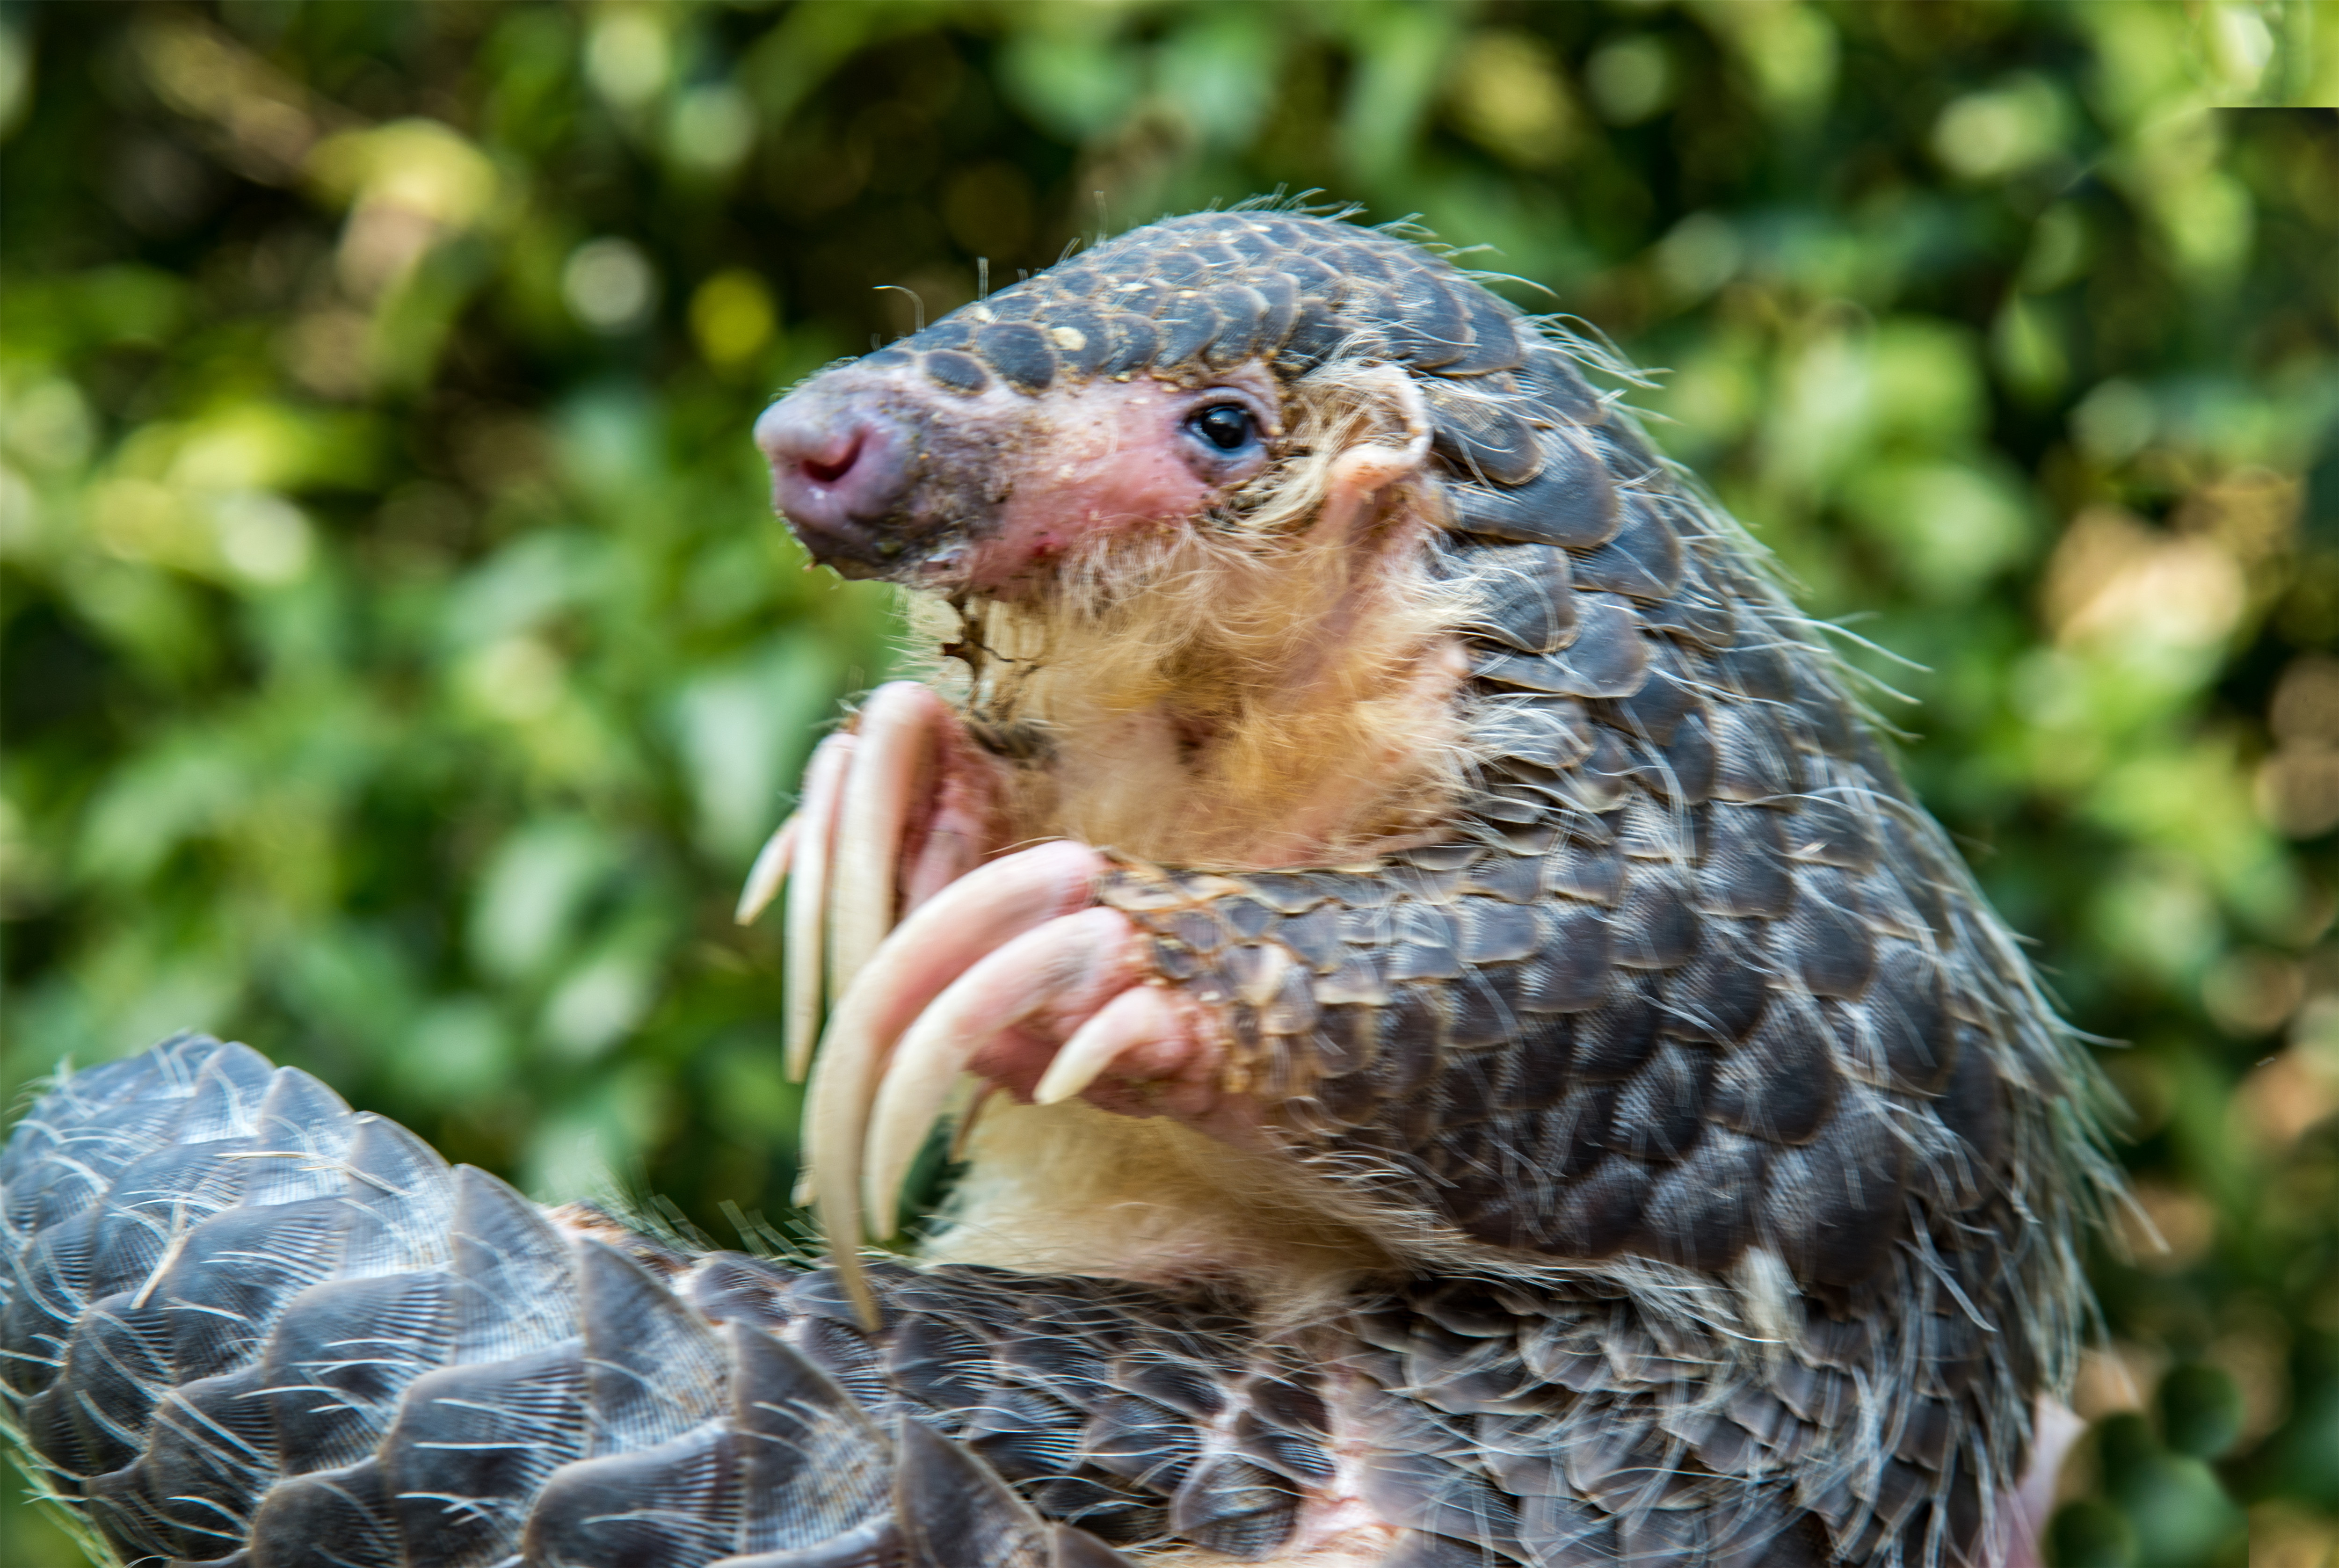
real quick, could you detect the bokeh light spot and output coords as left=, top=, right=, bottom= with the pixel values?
left=564, top=237, right=658, bottom=334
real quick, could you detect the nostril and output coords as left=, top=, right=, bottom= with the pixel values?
left=801, top=434, right=862, bottom=487
left=758, top=392, right=914, bottom=552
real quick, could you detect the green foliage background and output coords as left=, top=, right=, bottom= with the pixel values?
left=2, top=4, right=2336, bottom=1564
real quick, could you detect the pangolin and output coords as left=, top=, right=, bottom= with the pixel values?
left=0, top=211, right=2115, bottom=1568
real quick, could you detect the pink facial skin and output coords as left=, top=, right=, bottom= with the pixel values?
left=756, top=358, right=1281, bottom=595
left=956, top=364, right=1281, bottom=596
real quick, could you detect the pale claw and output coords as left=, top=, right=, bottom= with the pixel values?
left=862, top=907, right=1149, bottom=1239
left=785, top=733, right=856, bottom=1083
left=1033, top=984, right=1192, bottom=1106
left=803, top=841, right=1107, bottom=1328
left=735, top=813, right=800, bottom=925
left=828, top=682, right=947, bottom=1007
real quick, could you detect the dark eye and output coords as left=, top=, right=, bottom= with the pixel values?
left=1189, top=404, right=1256, bottom=452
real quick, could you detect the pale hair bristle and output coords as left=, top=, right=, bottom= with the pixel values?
left=924, top=1099, right=1395, bottom=1319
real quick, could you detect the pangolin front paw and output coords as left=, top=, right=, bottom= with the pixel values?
left=810, top=838, right=1246, bottom=1266
left=742, top=682, right=1241, bottom=1325
left=735, top=680, right=1020, bottom=1069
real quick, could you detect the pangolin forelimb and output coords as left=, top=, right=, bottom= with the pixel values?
left=804, top=842, right=1107, bottom=1326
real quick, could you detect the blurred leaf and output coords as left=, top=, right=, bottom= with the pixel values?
left=1337, top=3, right=1459, bottom=184
left=997, top=25, right=1140, bottom=143
left=1157, top=9, right=1282, bottom=154
left=2097, top=1412, right=2249, bottom=1567
left=470, top=816, right=619, bottom=984
left=2162, top=1363, right=2248, bottom=1459
left=669, top=632, right=839, bottom=863
left=539, top=924, right=663, bottom=1063
left=2048, top=1497, right=2138, bottom=1568
left=1843, top=458, right=2035, bottom=603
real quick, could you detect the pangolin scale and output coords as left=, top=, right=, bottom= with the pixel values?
left=1, top=211, right=2114, bottom=1567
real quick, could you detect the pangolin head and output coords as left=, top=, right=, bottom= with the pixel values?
left=755, top=211, right=1603, bottom=599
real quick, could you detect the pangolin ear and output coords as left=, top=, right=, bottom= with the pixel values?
left=1315, top=364, right=1435, bottom=544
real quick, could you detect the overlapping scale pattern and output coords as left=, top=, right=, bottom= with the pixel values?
left=0, top=1036, right=1166, bottom=1568
left=865, top=212, right=1531, bottom=399
left=5, top=1036, right=2027, bottom=1566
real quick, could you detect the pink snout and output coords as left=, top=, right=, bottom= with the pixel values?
left=754, top=387, right=916, bottom=569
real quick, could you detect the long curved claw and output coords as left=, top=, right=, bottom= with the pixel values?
left=784, top=733, right=856, bottom=1083
left=735, top=813, right=800, bottom=925
left=861, top=907, right=1150, bottom=1238
left=802, top=841, right=1108, bottom=1328
left=898, top=746, right=995, bottom=916
left=828, top=682, right=947, bottom=1006
left=1033, top=984, right=1196, bottom=1106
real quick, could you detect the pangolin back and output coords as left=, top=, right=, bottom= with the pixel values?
left=0, top=211, right=2115, bottom=1568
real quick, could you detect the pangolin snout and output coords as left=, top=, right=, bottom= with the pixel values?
left=755, top=385, right=920, bottom=573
